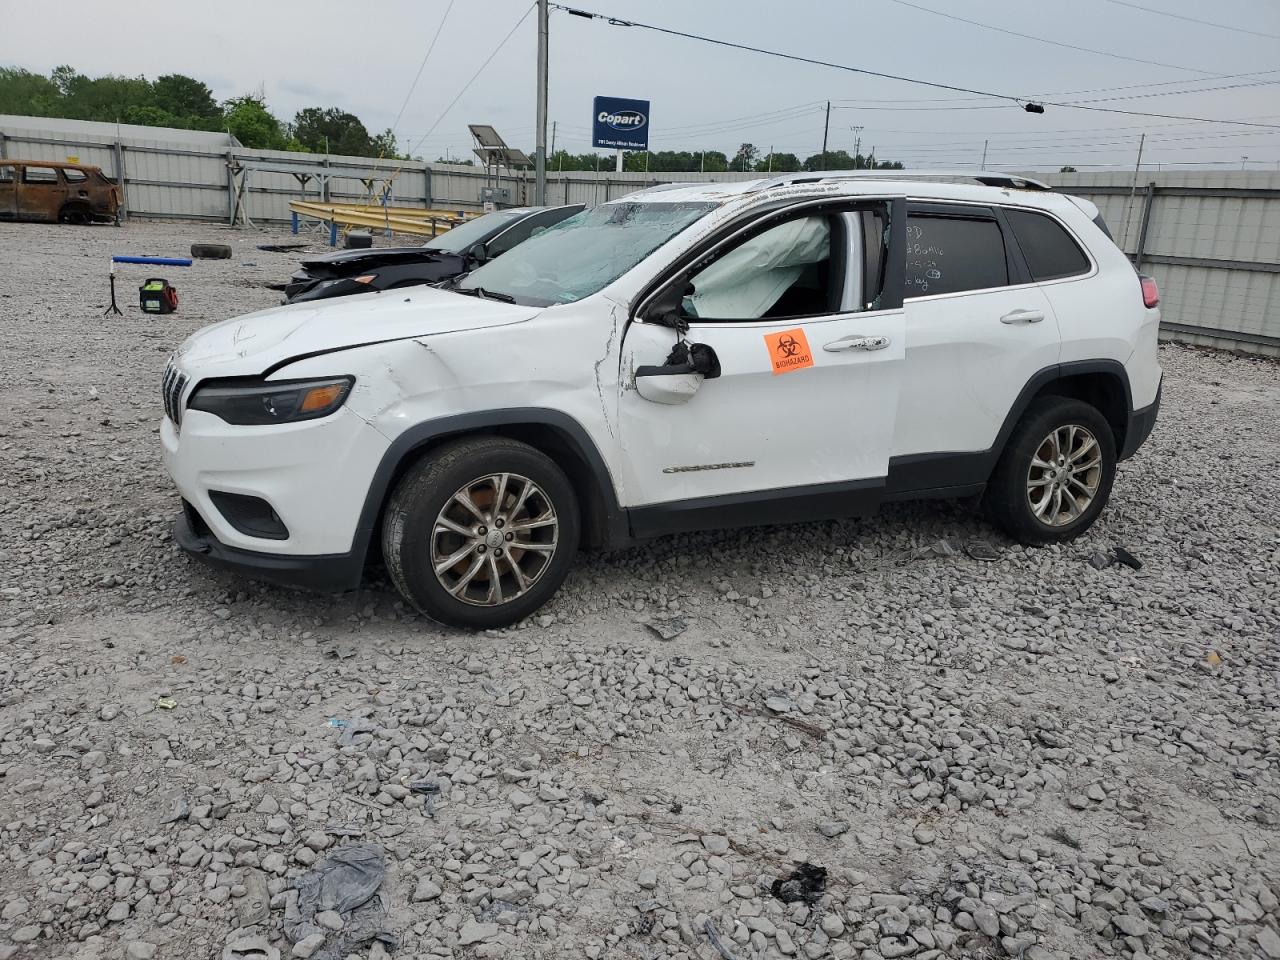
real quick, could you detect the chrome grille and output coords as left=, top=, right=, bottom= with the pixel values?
left=162, top=360, right=189, bottom=429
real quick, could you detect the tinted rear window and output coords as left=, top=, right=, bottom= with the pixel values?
left=905, top=215, right=1008, bottom=297
left=1005, top=208, right=1090, bottom=281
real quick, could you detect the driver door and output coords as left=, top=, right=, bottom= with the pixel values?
left=618, top=197, right=907, bottom=537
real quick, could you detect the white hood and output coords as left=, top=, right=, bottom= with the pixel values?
left=176, top=286, right=539, bottom=377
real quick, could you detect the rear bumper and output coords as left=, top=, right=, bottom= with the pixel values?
left=1119, top=377, right=1161, bottom=461
left=174, top=501, right=364, bottom=592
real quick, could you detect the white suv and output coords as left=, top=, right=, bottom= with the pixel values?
left=162, top=171, right=1161, bottom=628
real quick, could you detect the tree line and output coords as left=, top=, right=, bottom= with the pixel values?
left=1, top=66, right=907, bottom=172
left=539, top=144, right=904, bottom=174
left=0, top=66, right=401, bottom=157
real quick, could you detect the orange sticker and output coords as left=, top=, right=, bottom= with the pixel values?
left=765, top=327, right=814, bottom=375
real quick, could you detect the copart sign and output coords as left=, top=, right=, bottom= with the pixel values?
left=592, top=95, right=650, bottom=150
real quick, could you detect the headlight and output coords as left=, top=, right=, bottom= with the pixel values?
left=188, top=377, right=354, bottom=426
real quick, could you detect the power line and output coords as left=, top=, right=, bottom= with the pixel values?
left=881, top=0, right=1222, bottom=76
left=550, top=4, right=1280, bottom=130
left=1106, top=0, right=1280, bottom=42
left=388, top=0, right=456, bottom=138
left=406, top=3, right=535, bottom=158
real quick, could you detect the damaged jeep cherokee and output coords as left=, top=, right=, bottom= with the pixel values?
left=161, top=171, right=1161, bottom=628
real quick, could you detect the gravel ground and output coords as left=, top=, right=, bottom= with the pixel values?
left=1, top=219, right=1278, bottom=960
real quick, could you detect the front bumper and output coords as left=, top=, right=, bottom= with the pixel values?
left=174, top=501, right=364, bottom=592
left=161, top=404, right=390, bottom=557
left=1119, top=377, right=1161, bottom=461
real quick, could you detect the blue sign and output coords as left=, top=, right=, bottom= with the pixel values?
left=592, top=95, right=650, bottom=150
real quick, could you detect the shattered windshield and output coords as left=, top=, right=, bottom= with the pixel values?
left=456, top=201, right=718, bottom=306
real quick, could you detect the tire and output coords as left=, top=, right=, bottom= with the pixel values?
left=190, top=243, right=233, bottom=260
left=983, top=396, right=1117, bottom=545
left=59, top=204, right=90, bottom=225
left=382, top=437, right=581, bottom=628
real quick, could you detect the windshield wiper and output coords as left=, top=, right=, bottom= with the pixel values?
left=456, top=286, right=516, bottom=303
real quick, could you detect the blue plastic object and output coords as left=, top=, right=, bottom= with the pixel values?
left=111, top=256, right=193, bottom=267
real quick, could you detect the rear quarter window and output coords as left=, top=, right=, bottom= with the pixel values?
left=23, top=166, right=59, bottom=184
left=1005, top=208, right=1091, bottom=282
left=62, top=168, right=88, bottom=183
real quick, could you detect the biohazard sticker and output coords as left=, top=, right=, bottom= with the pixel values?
left=765, top=327, right=814, bottom=375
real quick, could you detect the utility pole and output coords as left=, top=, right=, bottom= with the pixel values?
left=820, top=100, right=831, bottom=170
left=980, top=139, right=989, bottom=170
left=550, top=120, right=557, bottom=158
left=700, top=151, right=705, bottom=173
left=1240, top=155, right=1249, bottom=170
left=1119, top=132, right=1146, bottom=252
left=767, top=145, right=773, bottom=173
left=534, top=0, right=549, bottom=205
left=851, top=125, right=864, bottom=167
left=868, top=145, right=876, bottom=169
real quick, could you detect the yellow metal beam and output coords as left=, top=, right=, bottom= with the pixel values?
left=288, top=201, right=480, bottom=237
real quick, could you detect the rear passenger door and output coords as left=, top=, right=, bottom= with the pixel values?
left=17, top=165, right=65, bottom=222
left=0, top=165, right=15, bottom=220
left=895, top=202, right=1060, bottom=464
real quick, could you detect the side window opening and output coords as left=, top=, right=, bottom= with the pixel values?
left=62, top=167, right=88, bottom=183
left=1004, top=208, right=1091, bottom=282
left=677, top=203, right=890, bottom=323
left=23, top=166, right=59, bottom=184
left=905, top=214, right=1008, bottom=297
left=0, top=165, right=14, bottom=183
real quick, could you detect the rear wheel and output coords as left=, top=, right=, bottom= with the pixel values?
left=382, top=437, right=580, bottom=628
left=984, top=397, right=1116, bottom=545
left=59, top=204, right=90, bottom=225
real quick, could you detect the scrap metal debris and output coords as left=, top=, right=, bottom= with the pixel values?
left=702, top=917, right=741, bottom=960
left=157, top=792, right=190, bottom=825
left=964, top=539, right=1001, bottom=562
left=771, top=862, right=827, bottom=904
left=1089, top=545, right=1145, bottom=571
left=644, top=616, right=688, bottom=641
left=221, top=932, right=279, bottom=960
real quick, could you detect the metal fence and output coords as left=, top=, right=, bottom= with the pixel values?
left=2, top=115, right=1277, bottom=356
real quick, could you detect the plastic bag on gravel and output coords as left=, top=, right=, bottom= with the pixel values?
left=283, top=842, right=397, bottom=959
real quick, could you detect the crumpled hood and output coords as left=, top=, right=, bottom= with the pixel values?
left=176, top=285, right=539, bottom=377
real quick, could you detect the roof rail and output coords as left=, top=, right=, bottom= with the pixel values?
left=756, top=169, right=1053, bottom=191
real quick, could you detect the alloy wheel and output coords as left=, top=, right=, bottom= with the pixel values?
left=1026, top=424, right=1103, bottom=527
left=430, top=472, right=559, bottom=606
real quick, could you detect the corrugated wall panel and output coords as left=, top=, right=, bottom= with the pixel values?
left=4, top=113, right=1279, bottom=354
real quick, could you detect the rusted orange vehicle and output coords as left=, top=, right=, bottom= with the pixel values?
left=0, top=160, right=121, bottom=224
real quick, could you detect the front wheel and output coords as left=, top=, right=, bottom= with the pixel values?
left=381, top=437, right=580, bottom=628
left=984, top=397, right=1117, bottom=545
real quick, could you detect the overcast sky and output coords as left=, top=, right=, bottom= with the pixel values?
left=8, top=0, right=1280, bottom=170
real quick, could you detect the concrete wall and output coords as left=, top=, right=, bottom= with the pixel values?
left=2, top=115, right=1277, bottom=355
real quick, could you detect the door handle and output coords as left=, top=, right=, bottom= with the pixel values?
left=822, top=334, right=891, bottom=352
left=1000, top=309, right=1045, bottom=324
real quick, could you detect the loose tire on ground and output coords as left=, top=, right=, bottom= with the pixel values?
left=190, top=242, right=232, bottom=260
left=983, top=396, right=1117, bottom=545
left=382, top=436, right=581, bottom=629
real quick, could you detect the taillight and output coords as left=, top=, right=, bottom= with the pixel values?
left=1140, top=275, right=1160, bottom=308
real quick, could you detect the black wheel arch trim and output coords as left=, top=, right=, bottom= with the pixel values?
left=350, top=408, right=629, bottom=566
left=886, top=359, right=1138, bottom=494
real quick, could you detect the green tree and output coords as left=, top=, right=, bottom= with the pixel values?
left=0, top=67, right=61, bottom=116
left=754, top=151, right=802, bottom=172
left=731, top=143, right=759, bottom=171
left=292, top=107, right=377, bottom=156
left=153, top=74, right=221, bottom=125
left=224, top=95, right=287, bottom=149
